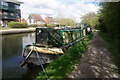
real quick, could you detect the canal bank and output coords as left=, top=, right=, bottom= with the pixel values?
left=0, top=28, right=35, bottom=35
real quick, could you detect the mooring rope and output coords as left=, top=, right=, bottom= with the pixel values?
left=35, top=49, right=49, bottom=79
left=33, top=43, right=49, bottom=79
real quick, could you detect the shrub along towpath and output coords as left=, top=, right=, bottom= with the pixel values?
left=69, top=31, right=120, bottom=78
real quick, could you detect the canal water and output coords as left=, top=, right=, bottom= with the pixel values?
left=1, top=33, right=42, bottom=79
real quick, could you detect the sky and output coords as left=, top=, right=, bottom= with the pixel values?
left=19, top=0, right=100, bottom=22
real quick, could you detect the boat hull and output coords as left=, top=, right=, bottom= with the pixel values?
left=22, top=46, right=63, bottom=66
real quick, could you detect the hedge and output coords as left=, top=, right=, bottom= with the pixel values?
left=30, top=24, right=55, bottom=27
left=29, top=24, right=39, bottom=27
left=39, top=24, right=59, bottom=28
left=47, top=24, right=56, bottom=28
left=8, top=22, right=28, bottom=28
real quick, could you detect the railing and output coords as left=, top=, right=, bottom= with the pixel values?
left=2, top=5, right=9, bottom=10
left=2, top=15, right=9, bottom=19
left=9, top=15, right=16, bottom=19
left=1, top=6, right=18, bottom=11
left=0, top=15, right=2, bottom=19
left=9, top=7, right=15, bottom=11
left=16, top=9, right=20, bottom=13
left=2, top=15, right=16, bottom=19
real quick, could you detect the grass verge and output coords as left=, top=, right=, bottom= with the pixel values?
left=36, top=33, right=93, bottom=80
left=100, top=32, right=120, bottom=74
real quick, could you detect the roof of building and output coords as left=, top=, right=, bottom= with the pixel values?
left=44, top=16, right=55, bottom=24
left=2, top=0, right=23, bottom=4
left=30, top=14, right=45, bottom=22
left=48, top=17, right=54, bottom=21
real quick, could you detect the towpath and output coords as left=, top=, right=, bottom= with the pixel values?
left=69, top=31, right=120, bottom=78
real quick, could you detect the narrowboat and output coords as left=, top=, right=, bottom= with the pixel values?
left=20, top=26, right=89, bottom=67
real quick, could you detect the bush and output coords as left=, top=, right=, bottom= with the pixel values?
left=98, top=19, right=107, bottom=33
left=39, top=24, right=46, bottom=27
left=8, top=22, right=28, bottom=28
left=28, top=24, right=59, bottom=28
left=56, top=24, right=59, bottom=27
left=47, top=24, right=56, bottom=28
left=29, top=24, right=38, bottom=27
left=39, top=24, right=58, bottom=28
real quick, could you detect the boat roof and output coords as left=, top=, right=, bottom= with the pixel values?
left=36, top=26, right=81, bottom=30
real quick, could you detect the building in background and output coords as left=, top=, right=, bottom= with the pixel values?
left=44, top=16, right=57, bottom=24
left=27, top=14, right=45, bottom=25
left=0, top=0, right=23, bottom=27
left=20, top=18, right=26, bottom=23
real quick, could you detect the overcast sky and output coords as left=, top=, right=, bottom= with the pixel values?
left=19, top=0, right=100, bottom=22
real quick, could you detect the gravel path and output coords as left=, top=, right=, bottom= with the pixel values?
left=68, top=31, right=120, bottom=78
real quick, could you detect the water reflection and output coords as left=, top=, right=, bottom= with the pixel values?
left=22, top=33, right=35, bottom=48
left=2, top=35, right=22, bottom=60
left=1, top=33, right=42, bottom=78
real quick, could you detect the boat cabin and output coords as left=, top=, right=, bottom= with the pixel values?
left=35, top=27, right=87, bottom=48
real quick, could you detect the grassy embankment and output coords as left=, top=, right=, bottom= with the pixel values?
left=100, top=32, right=120, bottom=74
left=36, top=33, right=93, bottom=80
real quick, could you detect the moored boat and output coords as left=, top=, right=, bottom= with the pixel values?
left=20, top=26, right=90, bottom=67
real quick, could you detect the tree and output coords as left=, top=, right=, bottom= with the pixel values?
left=98, top=2, right=119, bottom=39
left=55, top=15, right=76, bottom=27
left=81, top=12, right=99, bottom=28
